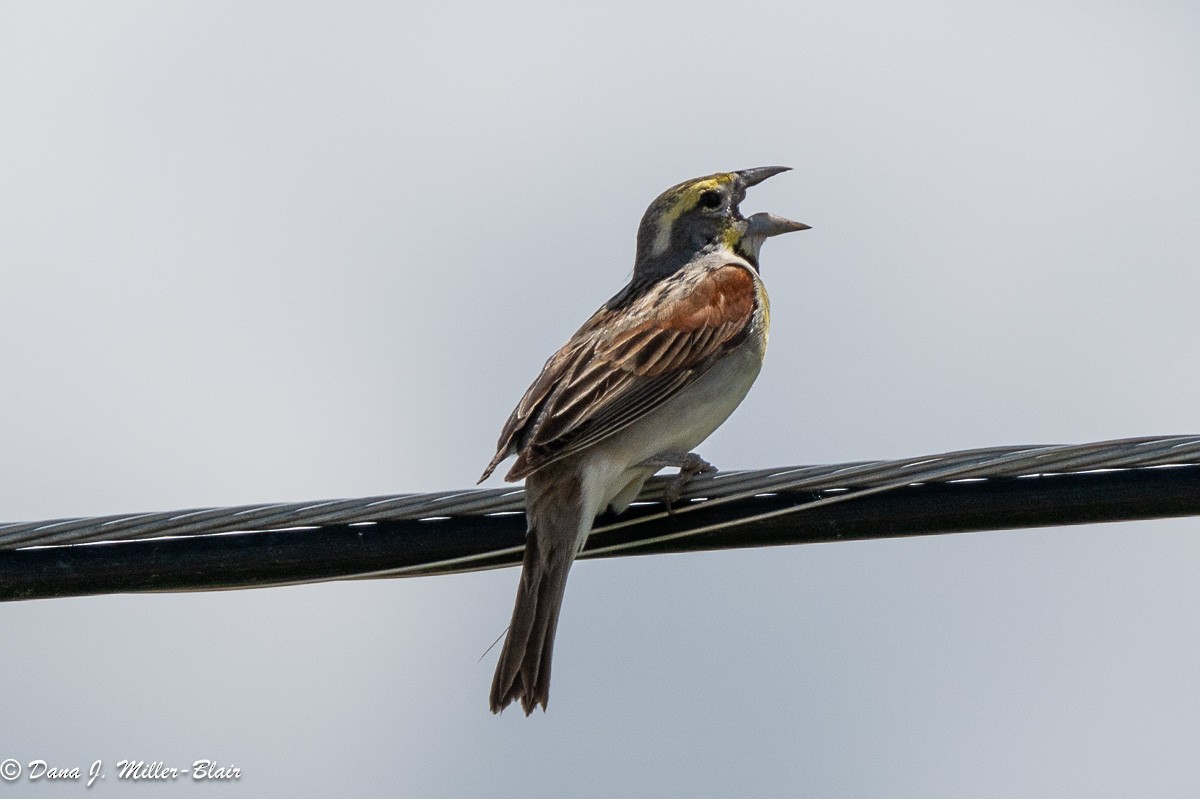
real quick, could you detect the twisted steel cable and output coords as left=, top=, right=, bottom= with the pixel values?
left=3, top=434, right=1200, bottom=601
left=2, top=435, right=1198, bottom=553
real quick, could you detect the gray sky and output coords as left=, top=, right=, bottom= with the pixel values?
left=2, top=1, right=1199, bottom=795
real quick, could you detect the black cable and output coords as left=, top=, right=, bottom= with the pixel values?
left=3, top=465, right=1198, bottom=602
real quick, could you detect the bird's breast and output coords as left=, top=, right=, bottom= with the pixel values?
left=752, top=274, right=771, bottom=357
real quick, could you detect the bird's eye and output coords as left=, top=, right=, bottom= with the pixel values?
left=698, top=190, right=722, bottom=209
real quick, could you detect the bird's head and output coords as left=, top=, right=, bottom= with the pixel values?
left=633, top=166, right=809, bottom=279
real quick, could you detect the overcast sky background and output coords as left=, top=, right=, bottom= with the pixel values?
left=2, top=1, right=1199, bottom=796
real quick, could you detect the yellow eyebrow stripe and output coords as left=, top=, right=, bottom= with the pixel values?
left=650, top=174, right=735, bottom=256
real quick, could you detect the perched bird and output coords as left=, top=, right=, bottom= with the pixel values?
left=480, top=167, right=809, bottom=714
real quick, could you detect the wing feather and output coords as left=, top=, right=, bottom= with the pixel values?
left=479, top=263, right=758, bottom=482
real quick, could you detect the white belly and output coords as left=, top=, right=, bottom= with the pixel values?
left=579, top=334, right=766, bottom=518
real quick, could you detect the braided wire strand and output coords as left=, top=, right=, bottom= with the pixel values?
left=3, top=435, right=1199, bottom=552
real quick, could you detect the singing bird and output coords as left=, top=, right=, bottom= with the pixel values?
left=480, top=167, right=809, bottom=714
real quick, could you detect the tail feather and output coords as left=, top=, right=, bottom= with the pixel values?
left=490, top=470, right=584, bottom=715
left=490, top=539, right=573, bottom=714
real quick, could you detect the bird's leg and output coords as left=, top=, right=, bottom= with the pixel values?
left=637, top=451, right=718, bottom=512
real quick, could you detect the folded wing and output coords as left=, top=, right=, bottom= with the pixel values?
left=480, top=263, right=759, bottom=482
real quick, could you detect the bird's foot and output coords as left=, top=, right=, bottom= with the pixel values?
left=637, top=451, right=717, bottom=513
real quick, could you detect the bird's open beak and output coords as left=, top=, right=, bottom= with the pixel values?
left=735, top=167, right=810, bottom=235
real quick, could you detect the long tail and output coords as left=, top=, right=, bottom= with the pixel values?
left=490, top=470, right=585, bottom=715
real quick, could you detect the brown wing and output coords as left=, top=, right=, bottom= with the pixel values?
left=479, top=263, right=758, bottom=483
